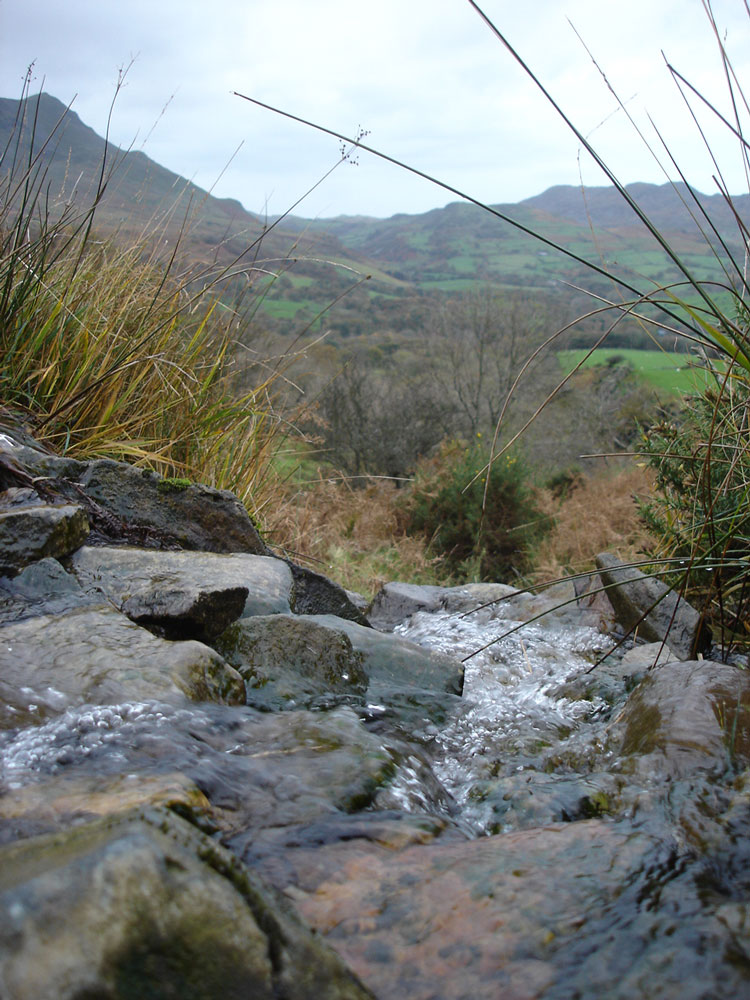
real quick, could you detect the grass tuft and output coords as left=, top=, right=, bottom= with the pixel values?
left=0, top=79, right=290, bottom=521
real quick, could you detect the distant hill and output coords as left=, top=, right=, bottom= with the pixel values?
left=0, top=92, right=371, bottom=285
left=1, top=92, right=745, bottom=336
left=283, top=180, right=746, bottom=300
left=520, top=182, right=750, bottom=235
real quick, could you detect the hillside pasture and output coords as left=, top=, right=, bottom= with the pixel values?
left=557, top=348, right=723, bottom=398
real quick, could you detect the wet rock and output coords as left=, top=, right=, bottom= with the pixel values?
left=0, top=807, right=374, bottom=1000
left=70, top=545, right=276, bottom=639
left=0, top=487, right=39, bottom=508
left=493, top=580, right=606, bottom=630
left=288, top=561, right=371, bottom=625
left=305, top=614, right=466, bottom=741
left=234, top=809, right=464, bottom=886
left=619, top=640, right=677, bottom=674
left=268, top=818, right=663, bottom=1000
left=552, top=641, right=678, bottom=708
left=595, top=552, right=711, bottom=659
left=0, top=501, right=88, bottom=574
left=471, top=770, right=620, bottom=833
left=215, top=612, right=464, bottom=720
left=611, top=658, right=750, bottom=779
left=0, top=770, right=212, bottom=843
left=369, top=579, right=610, bottom=636
left=0, top=606, right=244, bottom=727
left=2, top=435, right=267, bottom=554
left=0, top=703, right=399, bottom=839
left=1, top=425, right=269, bottom=554
left=215, top=615, right=369, bottom=712
left=0, top=557, right=98, bottom=624
left=574, top=572, right=617, bottom=631
left=308, top=614, right=464, bottom=697
left=368, top=581, right=518, bottom=630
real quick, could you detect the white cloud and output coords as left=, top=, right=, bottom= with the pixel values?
left=2, top=0, right=749, bottom=218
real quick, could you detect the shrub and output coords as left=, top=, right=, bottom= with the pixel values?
left=403, top=440, right=549, bottom=582
left=639, top=372, right=750, bottom=656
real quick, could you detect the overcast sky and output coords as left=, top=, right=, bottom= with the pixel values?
left=1, top=0, right=749, bottom=219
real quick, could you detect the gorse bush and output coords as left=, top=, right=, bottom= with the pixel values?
left=640, top=370, right=750, bottom=656
left=403, top=440, right=549, bottom=582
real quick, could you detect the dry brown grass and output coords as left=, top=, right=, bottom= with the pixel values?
left=263, top=458, right=657, bottom=597
left=264, top=472, right=448, bottom=597
left=531, top=461, right=657, bottom=583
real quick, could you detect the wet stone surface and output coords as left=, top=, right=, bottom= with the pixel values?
left=2, top=424, right=750, bottom=999
left=0, top=606, right=245, bottom=729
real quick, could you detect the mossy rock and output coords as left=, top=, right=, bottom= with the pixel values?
left=0, top=807, right=374, bottom=999
left=156, top=477, right=193, bottom=494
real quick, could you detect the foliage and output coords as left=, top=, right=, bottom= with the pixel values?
left=639, top=373, right=750, bottom=656
left=0, top=81, right=288, bottom=520
left=422, top=288, right=551, bottom=439
left=314, top=350, right=451, bottom=478
left=533, top=462, right=655, bottom=583
left=402, top=440, right=549, bottom=582
left=264, top=471, right=450, bottom=597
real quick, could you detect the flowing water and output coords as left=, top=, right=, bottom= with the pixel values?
left=0, top=600, right=620, bottom=833
left=2, top=596, right=750, bottom=997
left=388, top=603, right=617, bottom=831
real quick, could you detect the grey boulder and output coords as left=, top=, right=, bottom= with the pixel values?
left=0, top=605, right=244, bottom=728
left=215, top=615, right=369, bottom=711
left=0, top=499, right=88, bottom=575
left=595, top=552, right=711, bottom=659
left=0, top=807, right=374, bottom=1000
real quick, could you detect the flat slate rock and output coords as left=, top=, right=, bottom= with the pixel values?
left=70, top=545, right=294, bottom=627
left=0, top=605, right=244, bottom=728
left=0, top=770, right=212, bottom=843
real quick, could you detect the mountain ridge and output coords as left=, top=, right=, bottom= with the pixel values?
left=1, top=92, right=744, bottom=330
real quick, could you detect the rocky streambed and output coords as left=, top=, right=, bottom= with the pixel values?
left=1, top=420, right=749, bottom=999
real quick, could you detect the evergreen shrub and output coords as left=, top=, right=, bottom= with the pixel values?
left=403, top=440, right=549, bottom=582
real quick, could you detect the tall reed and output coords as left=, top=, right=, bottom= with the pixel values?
left=0, top=78, right=289, bottom=519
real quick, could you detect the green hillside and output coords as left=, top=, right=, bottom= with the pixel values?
left=0, top=93, right=377, bottom=297
left=557, top=348, right=724, bottom=398
left=2, top=92, right=745, bottom=346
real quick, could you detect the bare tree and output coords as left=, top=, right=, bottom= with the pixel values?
left=317, top=351, right=453, bottom=479
left=423, top=288, right=552, bottom=438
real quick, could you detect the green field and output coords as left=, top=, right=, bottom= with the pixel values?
left=557, top=348, right=723, bottom=397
